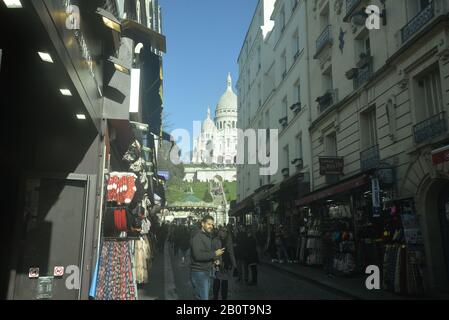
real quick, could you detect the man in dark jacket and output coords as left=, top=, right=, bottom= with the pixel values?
left=190, top=215, right=225, bottom=300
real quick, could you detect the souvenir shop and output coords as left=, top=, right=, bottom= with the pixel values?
left=89, top=122, right=163, bottom=300
left=296, top=171, right=426, bottom=295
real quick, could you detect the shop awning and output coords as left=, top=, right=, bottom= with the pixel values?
left=296, top=174, right=368, bottom=207
left=253, top=184, right=274, bottom=203
left=122, top=19, right=166, bottom=53
left=230, top=194, right=254, bottom=216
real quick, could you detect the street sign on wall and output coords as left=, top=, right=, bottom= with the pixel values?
left=319, top=157, right=344, bottom=175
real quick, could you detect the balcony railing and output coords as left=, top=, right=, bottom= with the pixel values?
left=354, top=61, right=373, bottom=89
left=413, top=111, right=447, bottom=144
left=360, top=144, right=380, bottom=171
left=279, top=117, right=288, bottom=129
left=401, top=2, right=435, bottom=44
left=315, top=25, right=332, bottom=56
left=290, top=102, right=302, bottom=114
left=317, top=90, right=336, bottom=113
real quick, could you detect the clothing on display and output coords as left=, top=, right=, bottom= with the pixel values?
left=123, top=140, right=142, bottom=164
left=305, top=219, right=322, bottom=266
left=95, top=240, right=138, bottom=300
left=106, top=172, right=137, bottom=205
left=135, top=237, right=151, bottom=284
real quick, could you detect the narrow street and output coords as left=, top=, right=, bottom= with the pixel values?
left=140, top=243, right=349, bottom=300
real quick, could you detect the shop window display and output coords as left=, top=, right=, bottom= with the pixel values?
left=321, top=203, right=356, bottom=276
left=354, top=192, right=426, bottom=296
left=91, top=140, right=158, bottom=300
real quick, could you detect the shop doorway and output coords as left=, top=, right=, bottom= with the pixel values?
left=422, top=178, right=449, bottom=292
left=8, top=174, right=96, bottom=300
left=438, top=183, right=449, bottom=286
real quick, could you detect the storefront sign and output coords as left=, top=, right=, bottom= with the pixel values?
left=319, top=157, right=344, bottom=175
left=36, top=277, right=54, bottom=300
left=431, top=145, right=449, bottom=165
left=371, top=178, right=381, bottom=217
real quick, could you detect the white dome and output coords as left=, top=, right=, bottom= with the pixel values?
left=216, top=73, right=237, bottom=114
left=202, top=108, right=216, bottom=132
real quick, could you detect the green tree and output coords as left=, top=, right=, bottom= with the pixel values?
left=203, top=189, right=213, bottom=203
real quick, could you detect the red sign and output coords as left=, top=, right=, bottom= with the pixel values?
left=432, top=145, right=449, bottom=165
left=53, top=266, right=65, bottom=277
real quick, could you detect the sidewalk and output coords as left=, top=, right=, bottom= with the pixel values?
left=138, top=248, right=166, bottom=300
left=261, top=260, right=442, bottom=300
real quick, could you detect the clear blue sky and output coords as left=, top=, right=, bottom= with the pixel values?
left=159, top=0, right=257, bottom=142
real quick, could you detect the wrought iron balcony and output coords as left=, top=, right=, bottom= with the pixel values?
left=413, top=112, right=447, bottom=144
left=291, top=158, right=304, bottom=170
left=360, top=145, right=380, bottom=171
left=294, top=50, right=300, bottom=62
left=354, top=60, right=373, bottom=89
left=290, top=102, right=302, bottom=114
left=282, top=71, right=287, bottom=80
left=401, top=2, right=435, bottom=44
left=279, top=116, right=288, bottom=129
left=282, top=168, right=290, bottom=177
left=316, top=90, right=336, bottom=113
left=315, top=25, right=332, bottom=56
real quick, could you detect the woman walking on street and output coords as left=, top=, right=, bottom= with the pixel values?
left=212, top=227, right=237, bottom=300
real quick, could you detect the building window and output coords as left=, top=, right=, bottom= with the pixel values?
left=292, top=31, right=300, bottom=61
left=323, top=68, right=333, bottom=92
left=360, top=108, right=378, bottom=147
left=414, top=66, right=443, bottom=122
left=283, top=145, right=290, bottom=172
left=325, top=132, right=337, bottom=157
left=265, top=110, right=270, bottom=156
left=280, top=6, right=286, bottom=32
left=294, top=81, right=301, bottom=104
left=281, top=51, right=287, bottom=80
left=409, top=0, right=432, bottom=18
left=296, top=134, right=303, bottom=159
left=291, top=0, right=298, bottom=12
